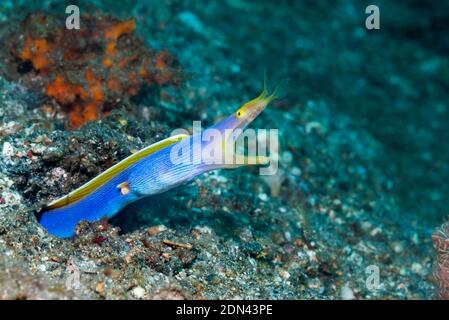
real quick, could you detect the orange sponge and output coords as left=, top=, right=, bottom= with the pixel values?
left=11, top=12, right=182, bottom=128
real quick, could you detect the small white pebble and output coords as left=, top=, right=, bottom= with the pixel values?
left=194, top=225, right=212, bottom=234
left=306, top=250, right=317, bottom=262
left=370, top=227, right=382, bottom=237
left=393, top=242, right=404, bottom=253
left=2, top=142, right=14, bottom=157
left=131, top=286, right=146, bottom=299
left=258, top=193, right=268, bottom=201
left=307, top=278, right=322, bottom=290
left=279, top=269, right=291, bottom=280
left=50, top=167, right=68, bottom=179
left=291, top=167, right=302, bottom=176
left=340, top=284, right=355, bottom=300
left=37, top=227, right=47, bottom=238
left=411, top=262, right=423, bottom=274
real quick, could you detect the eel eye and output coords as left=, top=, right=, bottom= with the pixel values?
left=237, top=111, right=242, bottom=118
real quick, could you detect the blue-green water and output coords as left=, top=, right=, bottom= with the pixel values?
left=0, top=0, right=447, bottom=300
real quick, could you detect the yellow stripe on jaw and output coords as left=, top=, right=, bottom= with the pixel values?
left=45, top=134, right=189, bottom=210
left=236, top=93, right=268, bottom=118
left=235, top=84, right=279, bottom=120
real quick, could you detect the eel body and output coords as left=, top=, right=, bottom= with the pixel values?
left=38, top=85, right=277, bottom=238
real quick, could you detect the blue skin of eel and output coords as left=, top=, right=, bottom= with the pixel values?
left=38, top=117, right=236, bottom=238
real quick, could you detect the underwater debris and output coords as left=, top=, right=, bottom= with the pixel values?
left=432, top=222, right=449, bottom=299
left=162, top=239, right=193, bottom=250
left=4, top=12, right=181, bottom=128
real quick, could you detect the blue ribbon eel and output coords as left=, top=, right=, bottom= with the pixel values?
left=38, top=84, right=278, bottom=238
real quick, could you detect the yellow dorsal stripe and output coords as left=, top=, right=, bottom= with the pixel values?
left=45, top=134, right=189, bottom=210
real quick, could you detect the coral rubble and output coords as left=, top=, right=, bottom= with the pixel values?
left=4, top=12, right=181, bottom=128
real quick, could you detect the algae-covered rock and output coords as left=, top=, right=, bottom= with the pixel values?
left=0, top=0, right=446, bottom=300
